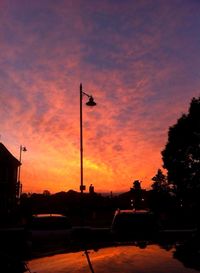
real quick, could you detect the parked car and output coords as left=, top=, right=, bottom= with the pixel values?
left=111, top=209, right=158, bottom=240
left=27, top=214, right=72, bottom=252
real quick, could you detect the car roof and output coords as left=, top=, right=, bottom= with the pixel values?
left=114, top=209, right=151, bottom=215
left=32, top=214, right=66, bottom=218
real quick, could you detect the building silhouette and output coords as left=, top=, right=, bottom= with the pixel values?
left=0, top=143, right=21, bottom=220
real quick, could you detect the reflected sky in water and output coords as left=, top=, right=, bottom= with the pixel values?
left=28, top=244, right=199, bottom=273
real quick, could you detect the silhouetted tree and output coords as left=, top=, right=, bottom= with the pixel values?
left=43, top=190, right=51, bottom=196
left=130, top=180, right=144, bottom=209
left=149, top=169, right=176, bottom=223
left=162, top=96, right=200, bottom=201
left=132, top=180, right=141, bottom=190
left=151, top=169, right=169, bottom=192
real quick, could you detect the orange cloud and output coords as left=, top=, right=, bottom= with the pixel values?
left=1, top=1, right=200, bottom=193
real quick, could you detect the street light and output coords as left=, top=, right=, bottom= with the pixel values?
left=80, top=83, right=96, bottom=195
left=17, top=145, right=27, bottom=198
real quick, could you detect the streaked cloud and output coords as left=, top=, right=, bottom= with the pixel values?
left=1, top=0, right=200, bottom=193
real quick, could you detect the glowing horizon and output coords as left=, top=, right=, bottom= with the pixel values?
left=1, top=1, right=200, bottom=193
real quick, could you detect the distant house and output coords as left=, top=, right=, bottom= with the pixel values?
left=0, top=143, right=20, bottom=217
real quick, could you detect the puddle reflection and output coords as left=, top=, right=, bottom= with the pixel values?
left=29, top=244, right=199, bottom=273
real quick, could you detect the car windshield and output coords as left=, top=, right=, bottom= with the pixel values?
left=30, top=216, right=71, bottom=230
left=112, top=213, right=155, bottom=230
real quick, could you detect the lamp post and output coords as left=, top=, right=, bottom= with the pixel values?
left=80, top=83, right=96, bottom=195
left=17, top=145, right=27, bottom=198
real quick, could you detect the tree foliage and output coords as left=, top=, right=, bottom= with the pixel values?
left=132, top=180, right=141, bottom=191
left=151, top=169, right=168, bottom=192
left=162, top=97, right=200, bottom=195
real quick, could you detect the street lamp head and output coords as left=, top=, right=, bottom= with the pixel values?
left=22, top=146, right=27, bottom=152
left=86, top=96, right=96, bottom=107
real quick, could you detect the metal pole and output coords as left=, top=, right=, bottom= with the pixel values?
left=16, top=145, right=22, bottom=199
left=84, top=249, right=95, bottom=273
left=80, top=83, right=84, bottom=195
left=18, top=145, right=22, bottom=182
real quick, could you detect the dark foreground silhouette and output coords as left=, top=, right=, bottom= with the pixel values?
left=0, top=253, right=28, bottom=273
left=1, top=224, right=200, bottom=273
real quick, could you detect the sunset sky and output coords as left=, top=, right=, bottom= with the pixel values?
left=1, top=0, right=200, bottom=194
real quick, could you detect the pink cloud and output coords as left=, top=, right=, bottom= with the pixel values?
left=1, top=1, right=200, bottom=193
